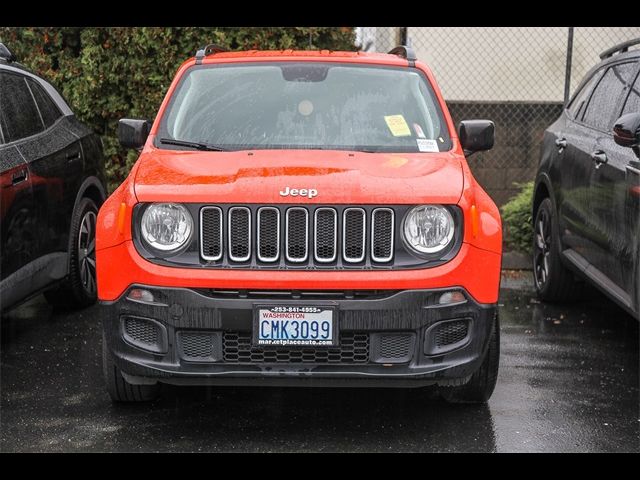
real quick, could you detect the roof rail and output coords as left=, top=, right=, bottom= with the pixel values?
left=599, top=38, right=640, bottom=60
left=195, top=44, right=228, bottom=65
left=388, top=45, right=417, bottom=62
left=0, top=43, right=16, bottom=63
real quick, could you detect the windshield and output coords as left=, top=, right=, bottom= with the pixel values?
left=157, top=62, right=452, bottom=153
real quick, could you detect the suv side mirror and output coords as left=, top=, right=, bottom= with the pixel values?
left=459, top=120, right=495, bottom=156
left=118, top=118, right=152, bottom=149
left=613, top=112, right=640, bottom=158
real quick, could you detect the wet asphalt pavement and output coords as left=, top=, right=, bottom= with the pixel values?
left=1, top=271, right=638, bottom=452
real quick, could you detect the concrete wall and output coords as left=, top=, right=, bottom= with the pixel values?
left=408, top=27, right=640, bottom=102
left=355, top=27, right=399, bottom=55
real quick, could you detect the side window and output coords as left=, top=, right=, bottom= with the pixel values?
left=27, top=78, right=62, bottom=128
left=622, top=71, right=640, bottom=115
left=582, top=62, right=637, bottom=131
left=568, top=70, right=602, bottom=120
left=0, top=71, right=44, bottom=142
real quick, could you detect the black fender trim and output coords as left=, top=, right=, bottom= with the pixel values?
left=533, top=172, right=556, bottom=217
left=72, top=176, right=106, bottom=215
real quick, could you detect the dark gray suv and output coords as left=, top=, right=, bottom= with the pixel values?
left=0, top=43, right=107, bottom=312
left=533, top=38, right=640, bottom=320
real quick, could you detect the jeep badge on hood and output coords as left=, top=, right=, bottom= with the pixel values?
left=279, top=187, right=318, bottom=199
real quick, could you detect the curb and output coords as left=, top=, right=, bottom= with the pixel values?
left=502, top=250, right=531, bottom=270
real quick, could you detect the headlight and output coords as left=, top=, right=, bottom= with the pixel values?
left=140, top=203, right=193, bottom=252
left=402, top=205, right=455, bottom=255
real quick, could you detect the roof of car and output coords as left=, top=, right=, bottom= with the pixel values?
left=565, top=41, right=639, bottom=108
left=200, top=49, right=393, bottom=58
left=587, top=44, right=640, bottom=77
left=0, top=57, right=32, bottom=72
left=195, top=49, right=412, bottom=66
left=0, top=58, right=73, bottom=116
left=600, top=48, right=640, bottom=65
left=599, top=38, right=640, bottom=61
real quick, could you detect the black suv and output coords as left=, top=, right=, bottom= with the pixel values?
left=0, top=44, right=106, bottom=312
left=533, top=38, right=640, bottom=320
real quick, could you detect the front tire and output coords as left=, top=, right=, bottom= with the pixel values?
left=102, top=333, right=160, bottom=403
left=532, top=197, right=583, bottom=302
left=440, top=313, right=500, bottom=404
left=44, top=197, right=99, bottom=309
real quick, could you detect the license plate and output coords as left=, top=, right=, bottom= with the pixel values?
left=253, top=306, right=337, bottom=347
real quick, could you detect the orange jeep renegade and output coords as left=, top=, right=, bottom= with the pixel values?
left=97, top=45, right=502, bottom=403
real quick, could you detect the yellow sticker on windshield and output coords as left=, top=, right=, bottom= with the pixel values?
left=384, top=115, right=411, bottom=137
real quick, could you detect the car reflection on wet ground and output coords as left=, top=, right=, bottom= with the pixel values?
left=1, top=272, right=638, bottom=452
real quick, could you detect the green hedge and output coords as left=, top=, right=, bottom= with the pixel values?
left=0, top=27, right=356, bottom=192
left=501, top=181, right=534, bottom=254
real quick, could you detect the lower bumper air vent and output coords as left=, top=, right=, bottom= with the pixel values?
left=121, top=316, right=168, bottom=354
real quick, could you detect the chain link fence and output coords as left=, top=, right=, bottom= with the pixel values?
left=356, top=27, right=640, bottom=205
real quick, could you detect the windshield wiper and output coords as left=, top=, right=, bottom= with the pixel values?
left=159, top=138, right=227, bottom=151
left=354, top=148, right=379, bottom=153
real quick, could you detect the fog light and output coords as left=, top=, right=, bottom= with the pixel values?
left=438, top=291, right=466, bottom=305
left=127, top=288, right=155, bottom=304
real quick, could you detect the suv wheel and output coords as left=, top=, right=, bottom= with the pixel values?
left=103, top=333, right=160, bottom=402
left=440, top=312, right=500, bottom=404
left=533, top=198, right=583, bottom=301
left=44, top=197, right=98, bottom=308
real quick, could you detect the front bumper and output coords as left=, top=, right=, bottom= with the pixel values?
left=101, top=286, right=496, bottom=388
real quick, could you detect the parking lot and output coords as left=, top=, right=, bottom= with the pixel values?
left=0, top=272, right=637, bottom=453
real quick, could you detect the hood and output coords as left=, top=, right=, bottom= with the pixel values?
left=133, top=148, right=464, bottom=205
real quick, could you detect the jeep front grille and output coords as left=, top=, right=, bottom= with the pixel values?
left=199, top=205, right=395, bottom=267
left=371, top=208, right=394, bottom=262
left=343, top=208, right=366, bottom=262
left=228, top=207, right=251, bottom=262
left=314, top=208, right=337, bottom=262
left=257, top=207, right=280, bottom=262
left=286, top=207, right=308, bottom=262
left=200, top=207, right=223, bottom=261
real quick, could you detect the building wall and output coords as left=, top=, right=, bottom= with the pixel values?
left=355, top=27, right=400, bottom=55
left=408, top=27, right=640, bottom=102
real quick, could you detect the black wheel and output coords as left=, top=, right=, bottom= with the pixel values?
left=44, top=197, right=98, bottom=309
left=532, top=198, right=583, bottom=302
left=440, top=313, right=500, bottom=404
left=102, top=333, right=160, bottom=403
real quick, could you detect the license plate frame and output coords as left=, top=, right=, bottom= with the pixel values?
left=252, top=305, right=338, bottom=348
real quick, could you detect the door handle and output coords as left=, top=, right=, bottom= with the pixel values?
left=11, top=169, right=28, bottom=185
left=591, top=150, right=608, bottom=169
left=555, top=138, right=567, bottom=152
left=65, top=151, right=81, bottom=161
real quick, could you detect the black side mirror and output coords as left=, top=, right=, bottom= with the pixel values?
left=459, top=120, right=495, bottom=156
left=613, top=113, right=640, bottom=158
left=118, top=118, right=152, bottom=149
